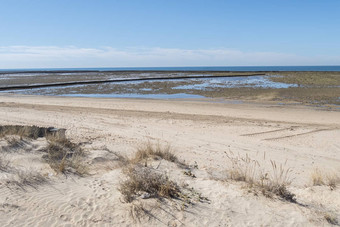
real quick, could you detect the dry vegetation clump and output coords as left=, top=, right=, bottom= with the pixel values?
left=0, top=124, right=88, bottom=192
left=226, top=152, right=258, bottom=183
left=133, top=142, right=179, bottom=164
left=0, top=125, right=66, bottom=140
left=118, top=142, right=203, bottom=208
left=0, top=130, right=48, bottom=190
left=225, top=151, right=296, bottom=202
left=0, top=136, right=31, bottom=153
left=1, top=163, right=47, bottom=190
left=0, top=155, right=10, bottom=172
left=0, top=155, right=47, bottom=190
left=119, top=164, right=181, bottom=203
left=0, top=125, right=46, bottom=139
left=311, top=168, right=324, bottom=186
left=0, top=125, right=86, bottom=176
left=327, top=174, right=340, bottom=190
left=311, top=168, right=340, bottom=190
left=7, top=170, right=47, bottom=190
left=324, top=213, right=339, bottom=226
left=5, top=136, right=23, bottom=147
left=43, top=138, right=87, bottom=176
left=127, top=200, right=156, bottom=223
left=259, top=161, right=295, bottom=202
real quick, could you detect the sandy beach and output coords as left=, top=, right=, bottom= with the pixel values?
left=2, top=0, right=340, bottom=225
left=0, top=93, right=339, bottom=226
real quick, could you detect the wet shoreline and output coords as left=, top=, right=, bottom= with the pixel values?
left=0, top=73, right=264, bottom=91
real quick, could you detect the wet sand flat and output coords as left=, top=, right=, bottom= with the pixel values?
left=1, top=71, right=340, bottom=106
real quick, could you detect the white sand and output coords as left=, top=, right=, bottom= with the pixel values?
left=0, top=93, right=339, bottom=226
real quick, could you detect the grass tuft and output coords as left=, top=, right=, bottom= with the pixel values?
left=311, top=168, right=324, bottom=186
left=311, top=168, right=340, bottom=190
left=225, top=151, right=295, bottom=202
left=327, top=174, right=340, bottom=190
left=134, top=142, right=179, bottom=164
left=226, top=152, right=259, bottom=184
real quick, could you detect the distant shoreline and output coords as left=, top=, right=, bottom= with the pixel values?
left=1, top=70, right=340, bottom=75
left=1, top=65, right=340, bottom=74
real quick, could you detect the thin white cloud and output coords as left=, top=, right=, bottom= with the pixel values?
left=0, top=46, right=339, bottom=69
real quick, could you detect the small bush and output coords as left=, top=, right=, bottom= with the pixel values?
left=119, top=165, right=181, bottom=203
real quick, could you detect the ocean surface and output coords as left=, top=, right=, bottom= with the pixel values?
left=1, top=66, right=340, bottom=72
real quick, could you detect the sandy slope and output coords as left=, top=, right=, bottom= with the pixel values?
left=0, top=93, right=339, bottom=226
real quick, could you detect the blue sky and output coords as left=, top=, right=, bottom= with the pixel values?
left=0, top=0, right=339, bottom=68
